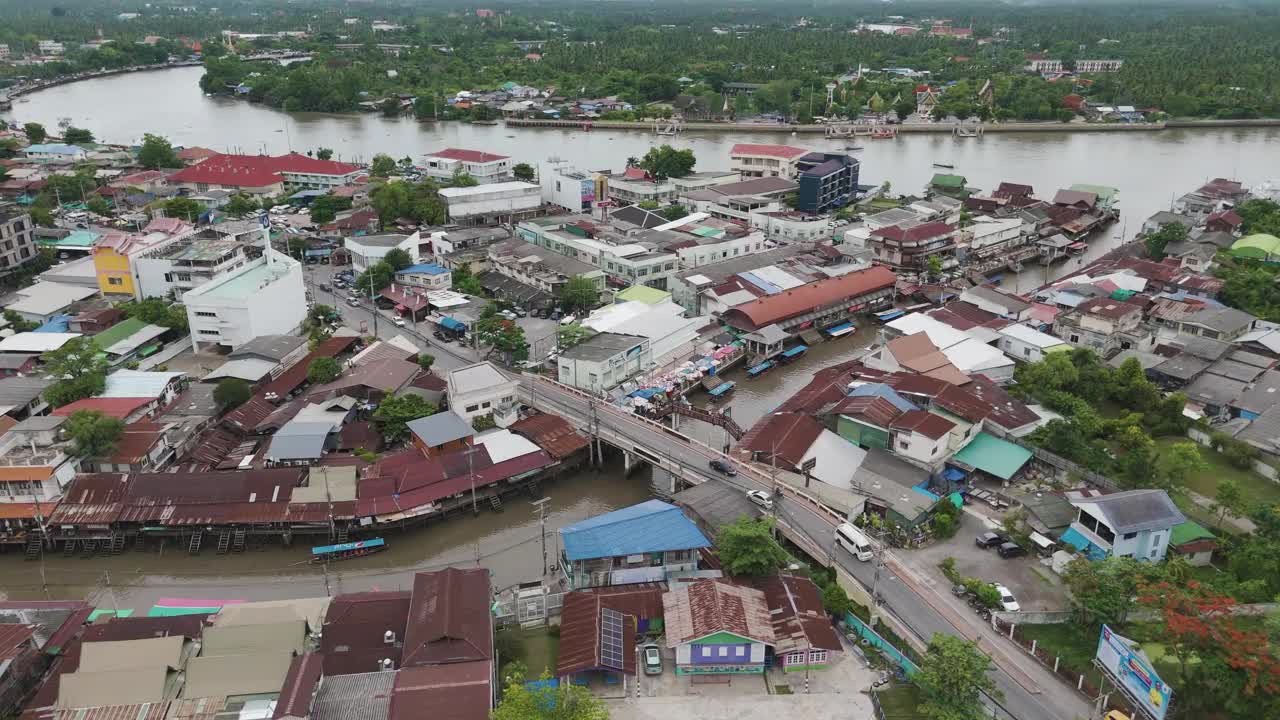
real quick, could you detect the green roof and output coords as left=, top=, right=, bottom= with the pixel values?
left=39, top=229, right=101, bottom=248
left=615, top=285, right=671, bottom=305
left=952, top=432, right=1032, bottom=481
left=91, top=317, right=150, bottom=352
left=1169, top=520, right=1215, bottom=546
left=931, top=173, right=966, bottom=188
left=1231, top=233, right=1280, bottom=260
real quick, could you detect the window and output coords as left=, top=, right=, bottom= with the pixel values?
left=465, top=404, right=480, bottom=412
left=808, top=650, right=828, bottom=664
left=718, top=647, right=728, bottom=657
left=199, top=329, right=219, bottom=336
left=481, top=401, right=491, bottom=409
left=1123, top=532, right=1138, bottom=540
left=734, top=647, right=745, bottom=657
left=898, top=440, right=909, bottom=451
left=701, top=647, right=713, bottom=658
left=195, top=311, right=217, bottom=318
left=786, top=652, right=805, bottom=664
left=107, top=277, right=123, bottom=286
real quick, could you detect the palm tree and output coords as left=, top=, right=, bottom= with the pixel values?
left=625, top=156, right=639, bottom=168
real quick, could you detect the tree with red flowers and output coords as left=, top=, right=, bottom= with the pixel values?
left=1137, top=580, right=1280, bottom=717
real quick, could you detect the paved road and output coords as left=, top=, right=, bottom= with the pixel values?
left=520, top=374, right=1091, bottom=720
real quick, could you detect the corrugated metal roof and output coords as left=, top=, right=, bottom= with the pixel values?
left=0, top=623, right=38, bottom=660
left=557, top=584, right=664, bottom=676
left=560, top=500, right=710, bottom=561
left=388, top=662, right=491, bottom=720
left=402, top=568, right=491, bottom=667
left=752, top=575, right=842, bottom=653
left=310, top=671, right=394, bottom=720
left=406, top=412, right=473, bottom=448
left=663, top=579, right=774, bottom=647
left=321, top=592, right=410, bottom=677
left=184, top=651, right=293, bottom=699
left=509, top=414, right=589, bottom=460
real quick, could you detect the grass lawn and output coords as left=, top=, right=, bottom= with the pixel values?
left=512, top=627, right=560, bottom=678
left=876, top=684, right=925, bottom=720
left=1155, top=437, right=1280, bottom=506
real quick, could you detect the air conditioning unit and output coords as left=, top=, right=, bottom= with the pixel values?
left=380, top=658, right=395, bottom=671
left=383, top=630, right=396, bottom=644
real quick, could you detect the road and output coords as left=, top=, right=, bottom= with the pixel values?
left=520, top=374, right=1091, bottom=720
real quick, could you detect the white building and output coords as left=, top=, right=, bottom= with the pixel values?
left=133, top=232, right=251, bottom=300
left=959, top=286, right=1033, bottom=322
left=37, top=40, right=64, bottom=54
left=996, top=324, right=1069, bottom=363
left=0, top=416, right=79, bottom=501
left=543, top=166, right=599, bottom=212
left=439, top=182, right=542, bottom=225
left=344, top=231, right=423, bottom=273
left=1065, top=489, right=1184, bottom=562
left=447, top=362, right=520, bottom=427
left=5, top=282, right=98, bottom=324
left=393, top=263, right=452, bottom=291
left=423, top=149, right=513, bottom=184
left=557, top=332, right=652, bottom=393
left=582, top=300, right=705, bottom=364
left=22, top=143, right=88, bottom=162
left=889, top=410, right=958, bottom=468
left=729, top=144, right=808, bottom=179
left=1026, top=59, right=1063, bottom=73
left=751, top=211, right=830, bottom=243
left=183, top=249, right=307, bottom=351
left=1075, top=59, right=1124, bottom=73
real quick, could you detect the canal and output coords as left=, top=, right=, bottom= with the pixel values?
left=0, top=461, right=652, bottom=612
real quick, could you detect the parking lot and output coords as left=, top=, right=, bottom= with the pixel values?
left=899, top=508, right=1069, bottom=612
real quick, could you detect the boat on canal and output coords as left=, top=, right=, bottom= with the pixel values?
left=778, top=345, right=808, bottom=364
left=311, top=538, right=387, bottom=563
left=747, top=360, right=775, bottom=378
left=933, top=162, right=955, bottom=169
left=701, top=375, right=736, bottom=398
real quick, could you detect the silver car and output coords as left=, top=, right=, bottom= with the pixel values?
left=643, top=644, right=662, bottom=675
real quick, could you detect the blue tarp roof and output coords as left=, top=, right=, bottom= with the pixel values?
left=34, top=315, right=71, bottom=333
left=400, top=263, right=449, bottom=276
left=943, top=467, right=967, bottom=482
left=439, top=317, right=465, bottom=331
left=629, top=387, right=663, bottom=399
left=848, top=383, right=918, bottom=412
left=560, top=499, right=710, bottom=561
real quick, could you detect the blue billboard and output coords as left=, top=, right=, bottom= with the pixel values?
left=1096, top=625, right=1173, bottom=720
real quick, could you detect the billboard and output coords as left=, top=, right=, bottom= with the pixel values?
left=1096, top=625, right=1173, bottom=720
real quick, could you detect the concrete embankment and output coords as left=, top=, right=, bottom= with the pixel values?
left=505, top=117, right=1280, bottom=134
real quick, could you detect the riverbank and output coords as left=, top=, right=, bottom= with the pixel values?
left=505, top=117, right=1280, bottom=134
left=2, top=61, right=203, bottom=102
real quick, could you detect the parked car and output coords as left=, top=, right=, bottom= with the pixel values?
left=975, top=532, right=1007, bottom=549
left=997, top=542, right=1027, bottom=559
left=513, top=307, right=527, bottom=318
left=347, top=298, right=360, bottom=307
left=992, top=584, right=1020, bottom=612
left=393, top=316, right=406, bottom=327
left=643, top=644, right=662, bottom=675
left=551, top=310, right=562, bottom=321
left=560, top=315, right=577, bottom=326
left=709, top=459, right=737, bottom=476
left=499, top=310, right=518, bottom=321
left=318, top=283, right=330, bottom=292
left=746, top=489, right=773, bottom=510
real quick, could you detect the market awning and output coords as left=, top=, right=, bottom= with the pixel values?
left=826, top=322, right=855, bottom=337
left=875, top=309, right=905, bottom=322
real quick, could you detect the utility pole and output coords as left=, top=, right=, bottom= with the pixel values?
left=532, top=497, right=551, bottom=578
left=468, top=446, right=478, bottom=514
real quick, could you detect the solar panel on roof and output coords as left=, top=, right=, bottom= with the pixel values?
left=600, top=608, right=626, bottom=670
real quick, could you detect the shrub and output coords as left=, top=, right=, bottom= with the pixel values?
left=939, top=557, right=961, bottom=585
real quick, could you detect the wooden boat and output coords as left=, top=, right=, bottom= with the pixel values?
left=703, top=376, right=736, bottom=398
left=746, top=360, right=775, bottom=378
left=310, top=538, right=386, bottom=563
left=933, top=162, right=954, bottom=169
left=1067, top=242, right=1088, bottom=255
left=844, top=145, right=864, bottom=151
left=778, top=345, right=808, bottom=364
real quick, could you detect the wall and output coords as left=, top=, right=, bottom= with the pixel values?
left=93, top=248, right=135, bottom=296
left=185, top=259, right=306, bottom=349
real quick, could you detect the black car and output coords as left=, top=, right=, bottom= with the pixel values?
left=976, top=532, right=1007, bottom=549
left=708, top=459, right=737, bottom=476
left=997, top=542, right=1027, bottom=559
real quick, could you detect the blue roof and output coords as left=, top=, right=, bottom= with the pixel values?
left=848, top=383, right=918, bottom=412
left=34, top=315, right=71, bottom=333
left=559, top=500, right=710, bottom=561
left=26, top=143, right=83, bottom=155
left=400, top=263, right=449, bottom=276
left=781, top=345, right=808, bottom=358
left=439, top=317, right=465, bottom=331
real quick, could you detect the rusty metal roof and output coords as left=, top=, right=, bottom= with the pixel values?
left=509, top=413, right=589, bottom=460
left=751, top=575, right=841, bottom=654
left=402, top=568, right=491, bottom=667
left=273, top=653, right=323, bottom=720
left=556, top=584, right=664, bottom=677
left=387, top=662, right=491, bottom=720
left=0, top=624, right=38, bottom=660
left=321, top=591, right=410, bottom=677
left=663, top=579, right=774, bottom=647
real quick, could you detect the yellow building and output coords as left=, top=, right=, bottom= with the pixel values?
left=93, top=232, right=137, bottom=296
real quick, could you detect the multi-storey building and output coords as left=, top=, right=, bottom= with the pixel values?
left=729, top=144, right=808, bottom=179
left=0, top=206, right=38, bottom=280
left=422, top=148, right=512, bottom=184
left=1075, top=59, right=1124, bottom=73
left=795, top=152, right=859, bottom=213
left=868, top=222, right=959, bottom=272
left=183, top=249, right=307, bottom=351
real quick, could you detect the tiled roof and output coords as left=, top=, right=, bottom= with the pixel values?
left=402, top=568, right=492, bottom=666
left=168, top=152, right=358, bottom=188
left=872, top=221, right=954, bottom=243
left=721, top=266, right=896, bottom=330
left=729, top=143, right=808, bottom=159
left=51, top=397, right=152, bottom=419
left=890, top=409, right=956, bottom=439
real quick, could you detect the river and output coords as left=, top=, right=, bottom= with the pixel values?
left=7, top=65, right=1280, bottom=291
left=2, top=65, right=1275, bottom=605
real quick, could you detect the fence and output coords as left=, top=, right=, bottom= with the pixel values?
left=493, top=590, right=565, bottom=627
left=843, top=612, right=918, bottom=675
left=990, top=616, right=1126, bottom=714
left=1024, top=445, right=1120, bottom=491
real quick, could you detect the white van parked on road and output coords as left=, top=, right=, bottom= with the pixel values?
left=835, top=522, right=874, bottom=561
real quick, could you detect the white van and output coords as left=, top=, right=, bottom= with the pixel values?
left=835, top=522, right=873, bottom=561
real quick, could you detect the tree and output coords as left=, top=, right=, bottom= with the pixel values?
left=1145, top=222, right=1189, bottom=261
left=915, top=634, right=1002, bottom=720
left=1137, top=580, right=1280, bottom=716
left=1213, top=478, right=1246, bottom=529
left=559, top=276, right=599, bottom=314
left=117, top=297, right=189, bottom=332
left=472, top=413, right=497, bottom=431
left=894, top=99, right=917, bottom=121
left=450, top=168, right=479, bottom=187
left=821, top=581, right=855, bottom=618
left=23, top=122, right=47, bottom=144
left=512, top=163, right=535, bottom=182
left=307, top=357, right=341, bottom=385
left=355, top=261, right=395, bottom=294
left=64, top=410, right=125, bottom=457
left=308, top=193, right=351, bottom=224
left=214, top=378, right=252, bottom=411
left=638, top=144, right=695, bottom=180
left=926, top=254, right=944, bottom=280
left=492, top=673, right=608, bottom=720
left=1158, top=441, right=1208, bottom=489
left=715, top=516, right=789, bottom=576
left=3, top=310, right=38, bottom=332
left=63, top=127, right=94, bottom=144
left=373, top=393, right=438, bottom=442
left=315, top=148, right=334, bottom=161
left=417, top=354, right=435, bottom=371
left=660, top=204, right=687, bottom=222
left=1061, top=556, right=1139, bottom=628
left=137, top=133, right=179, bottom=169
left=475, top=314, right=529, bottom=363
left=160, top=196, right=204, bottom=222
left=43, top=337, right=109, bottom=408
left=370, top=154, right=397, bottom=177
left=379, top=97, right=401, bottom=116
left=451, top=262, right=484, bottom=296
left=86, top=196, right=112, bottom=217
left=224, top=194, right=259, bottom=217
left=383, top=248, right=413, bottom=271
left=556, top=323, right=594, bottom=351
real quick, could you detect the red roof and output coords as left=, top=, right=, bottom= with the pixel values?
left=321, top=591, right=411, bottom=676
left=402, top=568, right=492, bottom=666
left=274, top=653, right=323, bottom=720
left=1078, top=297, right=1141, bottom=319
left=739, top=413, right=824, bottom=469
left=721, top=266, right=896, bottom=331
left=0, top=624, right=38, bottom=660
left=872, top=221, right=955, bottom=243
left=52, top=397, right=152, bottom=419
left=557, top=584, right=665, bottom=676
left=890, top=409, right=956, bottom=439
left=752, top=575, right=842, bottom=652
left=175, top=146, right=217, bottom=161
left=426, top=148, right=509, bottom=163
left=168, top=152, right=359, bottom=189
left=388, top=662, right=492, bottom=720
left=509, top=413, right=589, bottom=459
left=729, top=143, right=808, bottom=159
